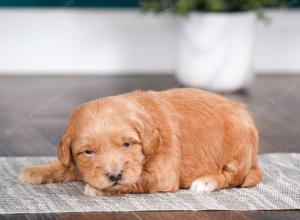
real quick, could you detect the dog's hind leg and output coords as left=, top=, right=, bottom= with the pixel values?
left=189, top=159, right=259, bottom=192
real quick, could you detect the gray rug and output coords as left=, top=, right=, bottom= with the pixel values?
left=0, top=153, right=299, bottom=214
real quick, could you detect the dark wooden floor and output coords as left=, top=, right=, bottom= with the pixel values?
left=0, top=75, right=299, bottom=219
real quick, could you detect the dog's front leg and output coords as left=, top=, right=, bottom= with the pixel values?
left=19, top=160, right=77, bottom=184
left=132, top=153, right=180, bottom=194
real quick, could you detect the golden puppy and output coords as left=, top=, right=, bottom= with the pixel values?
left=19, top=88, right=261, bottom=195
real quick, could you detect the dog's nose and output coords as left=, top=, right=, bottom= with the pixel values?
left=107, top=171, right=122, bottom=182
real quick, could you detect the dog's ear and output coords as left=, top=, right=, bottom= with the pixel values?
left=141, top=122, right=161, bottom=156
left=133, top=116, right=161, bottom=157
left=57, top=127, right=72, bottom=167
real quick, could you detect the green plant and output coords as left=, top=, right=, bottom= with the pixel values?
left=140, top=0, right=285, bottom=14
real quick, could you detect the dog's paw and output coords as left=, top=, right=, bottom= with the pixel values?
left=19, top=167, right=45, bottom=184
left=84, top=184, right=98, bottom=196
left=189, top=177, right=218, bottom=192
left=84, top=184, right=105, bottom=196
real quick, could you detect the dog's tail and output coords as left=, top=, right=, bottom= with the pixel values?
left=241, top=162, right=262, bottom=187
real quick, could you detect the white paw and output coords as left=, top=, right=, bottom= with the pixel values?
left=189, top=178, right=218, bottom=192
left=84, top=184, right=102, bottom=196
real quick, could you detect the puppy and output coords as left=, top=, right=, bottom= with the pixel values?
left=19, top=88, right=261, bottom=196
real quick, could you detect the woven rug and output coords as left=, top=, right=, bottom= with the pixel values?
left=0, top=153, right=299, bottom=214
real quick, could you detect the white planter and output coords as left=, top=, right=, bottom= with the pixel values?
left=176, top=11, right=257, bottom=92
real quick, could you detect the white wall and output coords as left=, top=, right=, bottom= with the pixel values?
left=0, top=9, right=299, bottom=75
left=255, top=10, right=300, bottom=74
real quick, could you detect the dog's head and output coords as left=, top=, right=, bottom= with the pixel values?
left=57, top=95, right=160, bottom=191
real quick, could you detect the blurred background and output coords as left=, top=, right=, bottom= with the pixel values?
left=0, top=0, right=299, bottom=156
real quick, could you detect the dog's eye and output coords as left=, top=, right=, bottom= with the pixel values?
left=83, top=150, right=95, bottom=156
left=123, top=142, right=130, bottom=148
